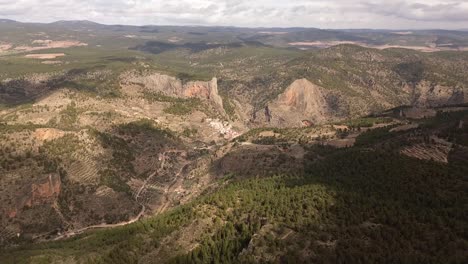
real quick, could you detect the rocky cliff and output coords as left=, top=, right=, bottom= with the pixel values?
left=123, top=72, right=224, bottom=110
left=184, top=78, right=223, bottom=109
left=264, top=79, right=332, bottom=126
left=29, top=174, right=61, bottom=206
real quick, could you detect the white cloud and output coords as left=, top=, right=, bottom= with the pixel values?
left=0, top=0, right=467, bottom=29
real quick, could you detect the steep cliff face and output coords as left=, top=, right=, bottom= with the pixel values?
left=266, top=78, right=465, bottom=125
left=184, top=78, right=223, bottom=109
left=279, top=79, right=329, bottom=119
left=21, top=174, right=61, bottom=208
left=0, top=173, right=63, bottom=243
left=3, top=174, right=61, bottom=225
left=29, top=174, right=61, bottom=206
left=265, top=79, right=332, bottom=126
left=123, top=68, right=467, bottom=128
left=124, top=72, right=224, bottom=110
left=128, top=73, right=184, bottom=95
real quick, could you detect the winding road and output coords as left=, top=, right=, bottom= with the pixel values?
left=52, top=149, right=186, bottom=241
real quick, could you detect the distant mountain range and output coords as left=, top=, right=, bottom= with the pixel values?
left=1, top=18, right=468, bottom=32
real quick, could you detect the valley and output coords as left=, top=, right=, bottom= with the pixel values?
left=0, top=19, right=467, bottom=264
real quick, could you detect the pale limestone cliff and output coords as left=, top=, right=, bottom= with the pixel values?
left=266, top=78, right=331, bottom=126
left=124, top=72, right=224, bottom=110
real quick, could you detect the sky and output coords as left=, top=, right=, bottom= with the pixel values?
left=1, top=0, right=468, bottom=29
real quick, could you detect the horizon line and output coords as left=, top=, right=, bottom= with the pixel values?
left=1, top=18, right=468, bottom=32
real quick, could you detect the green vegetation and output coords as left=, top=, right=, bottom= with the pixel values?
left=425, top=110, right=468, bottom=146
left=423, top=110, right=468, bottom=129
left=4, top=147, right=467, bottom=263
left=2, top=21, right=468, bottom=264
left=0, top=122, right=45, bottom=132
left=118, top=119, right=176, bottom=139
left=99, top=169, right=132, bottom=195
left=1, top=206, right=197, bottom=264
left=222, top=98, right=237, bottom=120
left=91, top=119, right=180, bottom=195
left=95, top=130, right=135, bottom=174
left=0, top=47, right=146, bottom=80
left=0, top=125, right=75, bottom=174
left=354, top=126, right=399, bottom=146
left=3, top=113, right=467, bottom=263
left=58, top=102, right=79, bottom=130
left=337, top=117, right=393, bottom=129
left=143, top=91, right=213, bottom=117
left=164, top=102, right=197, bottom=116
left=0, top=144, right=58, bottom=174
left=182, top=127, right=198, bottom=137
left=60, top=72, right=122, bottom=98
left=42, top=134, right=81, bottom=157
left=143, top=91, right=184, bottom=103
left=236, top=127, right=323, bottom=145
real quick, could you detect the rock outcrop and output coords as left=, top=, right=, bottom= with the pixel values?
left=25, top=174, right=61, bottom=207
left=266, top=78, right=331, bottom=126
left=184, top=78, right=223, bottom=109
left=127, top=73, right=183, bottom=95
left=124, top=72, right=224, bottom=110
left=6, top=174, right=61, bottom=221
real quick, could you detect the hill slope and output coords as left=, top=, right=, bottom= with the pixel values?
left=1, top=110, right=467, bottom=263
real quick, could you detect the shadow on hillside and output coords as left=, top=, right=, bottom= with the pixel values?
left=0, top=67, right=116, bottom=107
left=210, top=144, right=305, bottom=178
left=277, top=145, right=468, bottom=263
left=130, top=41, right=264, bottom=55
left=209, top=130, right=467, bottom=262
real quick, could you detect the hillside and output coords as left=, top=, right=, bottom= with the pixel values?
left=1, top=110, right=467, bottom=263
left=0, top=20, right=468, bottom=263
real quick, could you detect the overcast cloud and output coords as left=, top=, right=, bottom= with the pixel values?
left=0, top=0, right=467, bottom=29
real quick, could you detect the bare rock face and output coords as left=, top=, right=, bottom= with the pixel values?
left=125, top=73, right=184, bottom=95
left=124, top=72, right=224, bottom=110
left=267, top=79, right=331, bottom=126
left=183, top=83, right=210, bottom=98
left=3, top=174, right=60, bottom=223
left=184, top=77, right=223, bottom=109
left=278, top=79, right=329, bottom=118
left=23, top=174, right=61, bottom=208
left=0, top=174, right=63, bottom=244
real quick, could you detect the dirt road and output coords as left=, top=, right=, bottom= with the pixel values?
left=52, top=149, right=185, bottom=241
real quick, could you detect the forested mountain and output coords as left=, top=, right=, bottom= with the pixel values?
left=0, top=19, right=467, bottom=263
left=1, top=110, right=467, bottom=263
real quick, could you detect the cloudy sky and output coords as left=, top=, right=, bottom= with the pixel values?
left=1, top=0, right=468, bottom=29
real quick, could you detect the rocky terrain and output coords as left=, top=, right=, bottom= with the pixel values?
left=0, top=20, right=467, bottom=264
left=268, top=78, right=332, bottom=126
left=122, top=71, right=224, bottom=111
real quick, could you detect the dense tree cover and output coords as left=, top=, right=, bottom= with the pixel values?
left=236, top=127, right=322, bottom=144
left=166, top=148, right=467, bottom=264
left=354, top=125, right=400, bottom=147
left=427, top=110, right=468, bottom=146
left=92, top=119, right=181, bottom=194
left=1, top=206, right=198, bottom=264
left=303, top=149, right=467, bottom=263
left=143, top=91, right=217, bottom=118
left=118, top=119, right=177, bottom=139
left=1, top=113, right=467, bottom=263
left=337, top=117, right=393, bottom=129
